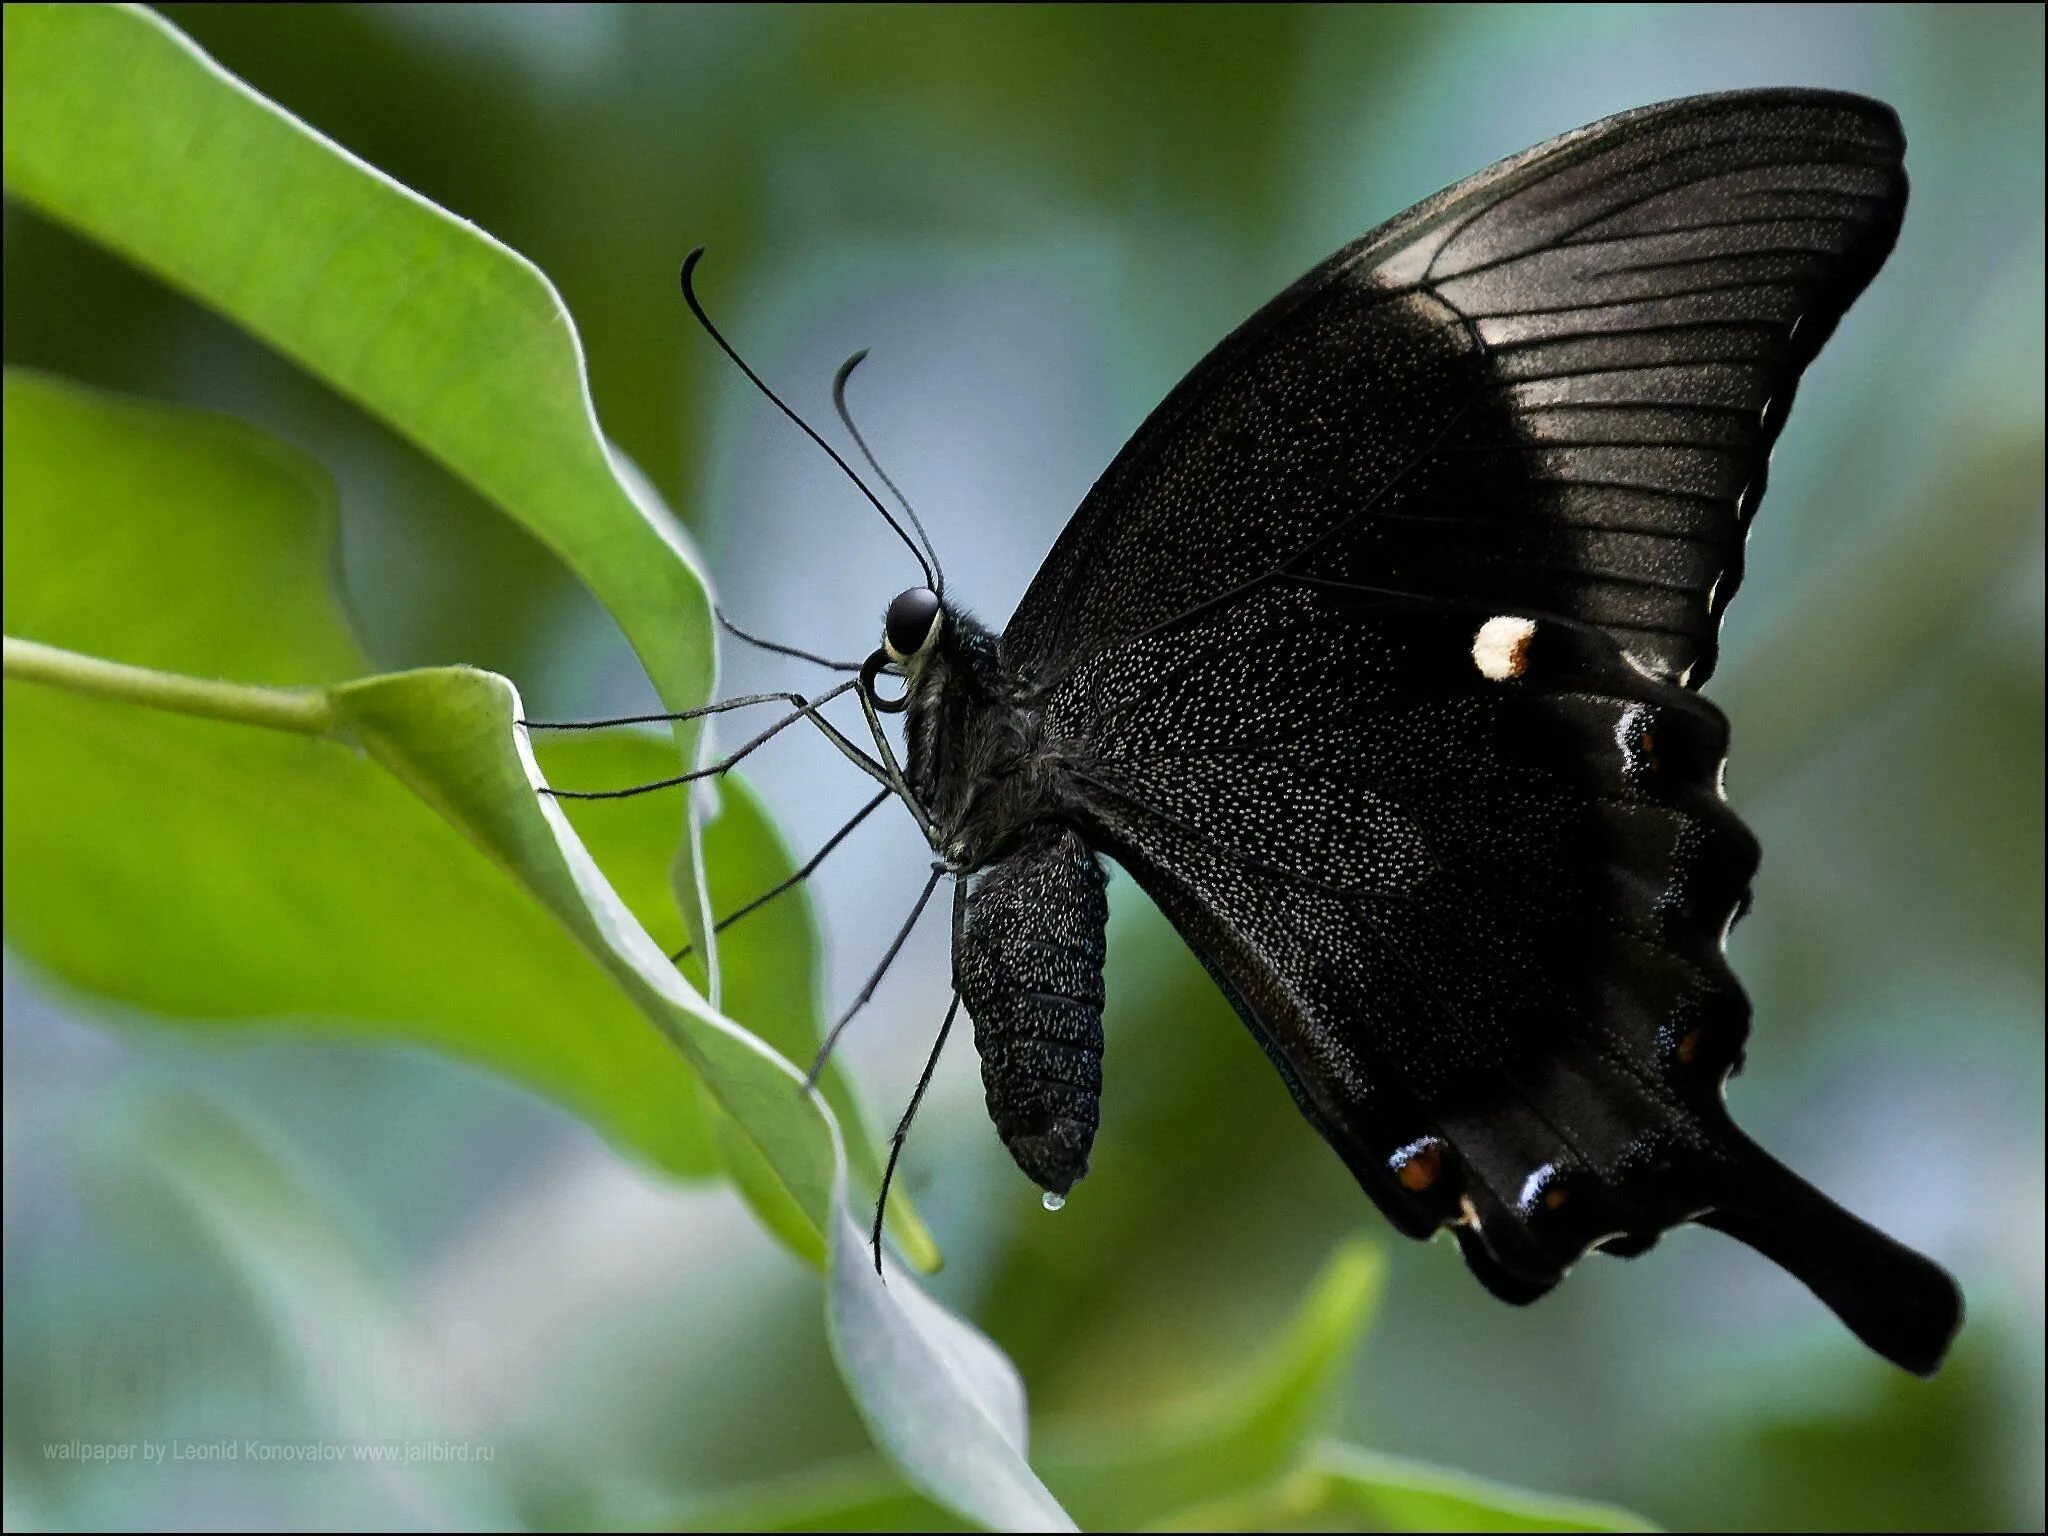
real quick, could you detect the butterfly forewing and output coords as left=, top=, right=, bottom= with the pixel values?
left=1002, top=89, right=1906, bottom=690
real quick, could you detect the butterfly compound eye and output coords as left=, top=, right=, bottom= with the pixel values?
left=883, top=586, right=942, bottom=661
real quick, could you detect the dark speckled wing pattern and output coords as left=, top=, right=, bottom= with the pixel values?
left=1009, top=91, right=1959, bottom=1372
left=1003, top=89, right=1906, bottom=691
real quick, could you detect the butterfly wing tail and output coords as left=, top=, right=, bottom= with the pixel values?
left=1701, top=1133, right=1962, bottom=1376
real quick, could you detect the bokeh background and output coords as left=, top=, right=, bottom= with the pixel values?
left=4, top=4, right=2042, bottom=1530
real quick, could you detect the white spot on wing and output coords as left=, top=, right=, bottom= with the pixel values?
left=1517, top=1162, right=1559, bottom=1214
left=1616, top=703, right=1649, bottom=761
left=1472, top=615, right=1536, bottom=681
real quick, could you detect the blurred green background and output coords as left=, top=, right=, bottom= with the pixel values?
left=4, top=4, right=2041, bottom=1531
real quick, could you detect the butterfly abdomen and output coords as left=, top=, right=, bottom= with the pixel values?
left=955, top=829, right=1110, bottom=1198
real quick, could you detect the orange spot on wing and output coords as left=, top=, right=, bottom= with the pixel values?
left=1393, top=1139, right=1444, bottom=1192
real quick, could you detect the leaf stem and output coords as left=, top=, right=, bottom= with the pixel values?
left=3, top=635, right=336, bottom=738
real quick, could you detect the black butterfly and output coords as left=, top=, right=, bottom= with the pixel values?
left=541, top=88, right=1961, bottom=1375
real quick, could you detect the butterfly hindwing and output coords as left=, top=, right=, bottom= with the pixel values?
left=1056, top=582, right=1753, bottom=1265
left=1059, top=580, right=1955, bottom=1370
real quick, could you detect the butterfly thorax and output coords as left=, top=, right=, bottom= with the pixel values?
left=902, top=605, right=1082, bottom=873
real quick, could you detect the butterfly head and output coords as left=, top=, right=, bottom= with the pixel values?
left=859, top=586, right=945, bottom=716
left=882, top=585, right=943, bottom=664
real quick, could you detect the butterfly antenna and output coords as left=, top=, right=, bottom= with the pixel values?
left=680, top=249, right=935, bottom=591
left=833, top=350, right=945, bottom=600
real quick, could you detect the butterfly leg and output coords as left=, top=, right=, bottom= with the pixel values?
left=668, top=787, right=892, bottom=963
left=520, top=680, right=856, bottom=731
left=869, top=994, right=963, bottom=1276
left=870, top=883, right=972, bottom=1276
left=852, top=675, right=940, bottom=847
left=532, top=682, right=894, bottom=800
left=804, top=864, right=947, bottom=1091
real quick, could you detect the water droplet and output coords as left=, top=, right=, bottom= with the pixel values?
left=1041, top=1191, right=1066, bottom=1212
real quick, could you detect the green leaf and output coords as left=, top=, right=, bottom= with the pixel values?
left=2, top=0, right=713, bottom=724
left=43, top=660, right=1047, bottom=1527
left=347, top=668, right=1062, bottom=1528
left=666, top=1238, right=1658, bottom=1531
left=675, top=1242, right=1383, bottom=1532
left=829, top=1203, right=1074, bottom=1532
left=0, top=0, right=945, bottom=1269
left=330, top=663, right=842, bottom=1220
left=3, top=367, right=1059, bottom=1529
left=2, top=367, right=715, bottom=1178
left=545, top=739, right=939, bottom=1270
left=683, top=776, right=941, bottom=1273
left=1038, top=1242, right=1383, bottom=1530
left=673, top=1241, right=1651, bottom=1532
left=1158, top=1441, right=1659, bottom=1532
